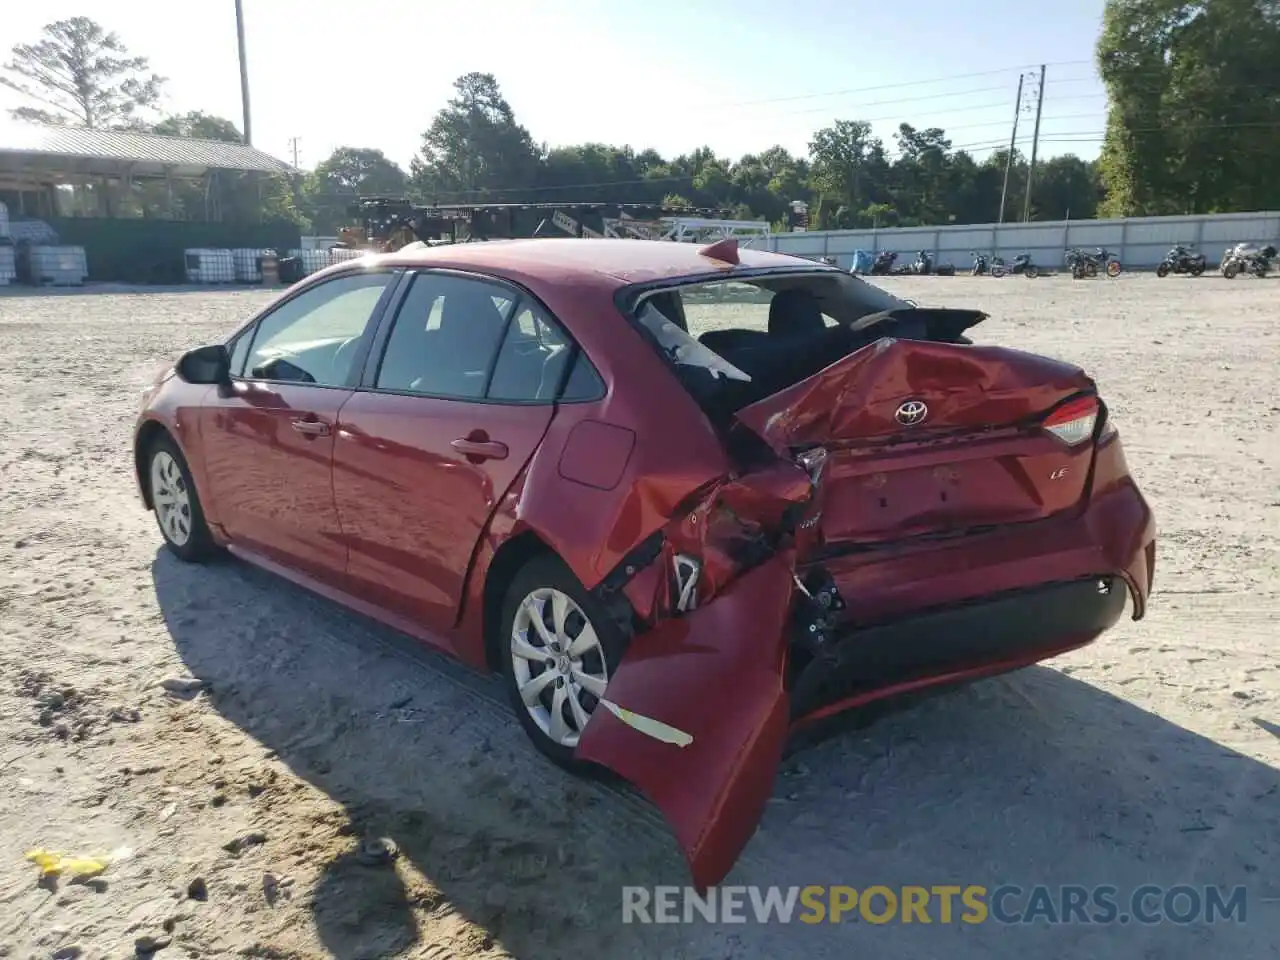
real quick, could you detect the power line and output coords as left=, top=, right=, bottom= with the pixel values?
left=702, top=64, right=1046, bottom=110
left=782, top=84, right=1017, bottom=117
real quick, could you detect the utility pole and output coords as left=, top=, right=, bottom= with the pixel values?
left=234, top=0, right=253, bottom=145
left=998, top=73, right=1025, bottom=224
left=288, top=137, right=301, bottom=168
left=1022, top=64, right=1046, bottom=223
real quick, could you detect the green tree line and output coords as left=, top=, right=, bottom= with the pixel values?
left=4, top=5, right=1278, bottom=233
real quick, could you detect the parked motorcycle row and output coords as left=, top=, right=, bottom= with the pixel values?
left=845, top=240, right=1276, bottom=280
left=867, top=250, right=955, bottom=276
left=1216, top=242, right=1277, bottom=278
left=971, top=252, right=1040, bottom=278
left=1064, top=247, right=1123, bottom=280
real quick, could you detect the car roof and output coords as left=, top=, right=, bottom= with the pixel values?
left=370, top=237, right=829, bottom=287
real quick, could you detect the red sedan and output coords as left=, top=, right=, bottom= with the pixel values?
left=133, top=238, right=1156, bottom=887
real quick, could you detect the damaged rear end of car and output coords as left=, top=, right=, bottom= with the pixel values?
left=573, top=258, right=1156, bottom=889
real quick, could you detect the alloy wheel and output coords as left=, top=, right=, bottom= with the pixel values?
left=509, top=587, right=609, bottom=749
left=150, top=450, right=193, bottom=547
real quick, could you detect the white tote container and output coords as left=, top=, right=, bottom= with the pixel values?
left=287, top=248, right=331, bottom=276
left=184, top=248, right=236, bottom=284
left=329, top=247, right=367, bottom=265
left=25, top=245, right=88, bottom=286
left=232, top=248, right=271, bottom=283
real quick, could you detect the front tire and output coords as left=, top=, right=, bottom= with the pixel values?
left=1106, top=260, right=1122, bottom=278
left=146, top=435, right=217, bottom=562
left=1224, top=261, right=1240, bottom=279
left=1024, top=265, right=1040, bottom=279
left=1156, top=262, right=1170, bottom=278
left=499, top=555, right=627, bottom=769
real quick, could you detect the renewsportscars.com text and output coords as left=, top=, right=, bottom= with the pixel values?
left=621, top=884, right=1249, bottom=925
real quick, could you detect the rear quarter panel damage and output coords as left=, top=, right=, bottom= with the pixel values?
left=574, top=552, right=797, bottom=889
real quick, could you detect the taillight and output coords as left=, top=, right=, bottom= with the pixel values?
left=1043, top=396, right=1098, bottom=445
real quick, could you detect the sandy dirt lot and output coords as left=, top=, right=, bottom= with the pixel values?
left=0, top=273, right=1276, bottom=959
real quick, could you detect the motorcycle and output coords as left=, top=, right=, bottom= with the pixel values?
left=1066, top=247, right=1122, bottom=279
left=990, top=253, right=1039, bottom=278
left=869, top=251, right=898, bottom=276
left=1220, top=242, right=1276, bottom=279
left=971, top=251, right=989, bottom=276
left=909, top=250, right=933, bottom=275
left=1095, top=247, right=1123, bottom=278
left=1156, top=245, right=1206, bottom=277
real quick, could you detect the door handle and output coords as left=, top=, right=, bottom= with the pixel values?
left=291, top=418, right=331, bottom=437
left=451, top=437, right=509, bottom=462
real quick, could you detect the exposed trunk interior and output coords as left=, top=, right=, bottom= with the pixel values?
left=626, top=270, right=1102, bottom=549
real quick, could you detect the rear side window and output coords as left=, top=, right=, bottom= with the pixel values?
left=560, top=351, right=604, bottom=401
left=488, top=302, right=576, bottom=402
left=375, top=273, right=515, bottom=399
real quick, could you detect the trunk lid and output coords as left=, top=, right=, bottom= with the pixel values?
left=735, top=337, right=1100, bottom=548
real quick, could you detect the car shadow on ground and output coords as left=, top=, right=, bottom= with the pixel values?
left=152, top=551, right=1279, bottom=960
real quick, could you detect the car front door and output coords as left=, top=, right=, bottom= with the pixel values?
left=332, top=271, right=595, bottom=640
left=200, top=270, right=398, bottom=585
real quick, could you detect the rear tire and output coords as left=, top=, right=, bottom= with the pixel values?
left=1191, top=262, right=1205, bottom=277
left=1224, top=261, right=1240, bottom=279
left=146, top=435, right=217, bottom=562
left=498, top=555, right=627, bottom=770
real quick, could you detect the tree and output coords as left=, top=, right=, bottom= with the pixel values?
left=410, top=72, right=541, bottom=201
left=0, top=17, right=164, bottom=128
left=1031, top=155, right=1102, bottom=220
left=1097, top=0, right=1280, bottom=215
left=808, top=120, right=889, bottom=221
left=304, top=147, right=409, bottom=232
left=152, top=111, right=242, bottom=142
left=892, top=124, right=954, bottom=224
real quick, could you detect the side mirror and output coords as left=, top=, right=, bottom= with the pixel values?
left=176, top=344, right=231, bottom=385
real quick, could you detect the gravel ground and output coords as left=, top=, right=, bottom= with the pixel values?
left=0, top=273, right=1277, bottom=959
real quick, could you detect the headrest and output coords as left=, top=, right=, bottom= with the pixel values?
left=767, top=288, right=826, bottom=338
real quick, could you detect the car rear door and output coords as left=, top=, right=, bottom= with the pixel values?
left=199, top=270, right=398, bottom=586
left=332, top=270, right=589, bottom=641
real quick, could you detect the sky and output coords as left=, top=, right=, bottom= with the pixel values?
left=0, top=0, right=1112, bottom=172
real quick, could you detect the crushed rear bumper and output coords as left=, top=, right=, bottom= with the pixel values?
left=788, top=457, right=1155, bottom=723
left=789, top=574, right=1127, bottom=720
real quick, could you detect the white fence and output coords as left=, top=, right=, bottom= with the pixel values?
left=768, top=211, right=1280, bottom=271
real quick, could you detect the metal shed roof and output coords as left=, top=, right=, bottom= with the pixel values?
left=0, top=124, right=292, bottom=176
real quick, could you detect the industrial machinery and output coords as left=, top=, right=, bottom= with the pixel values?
left=340, top=198, right=773, bottom=251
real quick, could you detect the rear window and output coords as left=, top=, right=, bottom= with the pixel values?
left=679, top=279, right=837, bottom=341
left=634, top=300, right=753, bottom=382
left=624, top=270, right=909, bottom=425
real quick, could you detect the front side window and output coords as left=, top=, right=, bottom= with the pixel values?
left=244, top=272, right=392, bottom=386
left=375, top=273, right=515, bottom=399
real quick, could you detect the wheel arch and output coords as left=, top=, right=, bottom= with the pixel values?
left=134, top=418, right=173, bottom=509
left=481, top=529, right=556, bottom=674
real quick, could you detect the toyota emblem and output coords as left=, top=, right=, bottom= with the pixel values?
left=895, top=399, right=929, bottom=426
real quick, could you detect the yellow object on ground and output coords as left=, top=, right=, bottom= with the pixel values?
left=25, top=848, right=110, bottom=877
